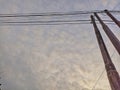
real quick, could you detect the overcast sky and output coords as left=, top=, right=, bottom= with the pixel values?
left=0, top=0, right=120, bottom=90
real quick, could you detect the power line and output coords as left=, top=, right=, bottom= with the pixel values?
left=91, top=50, right=115, bottom=90
left=0, top=19, right=91, bottom=23
left=0, top=17, right=116, bottom=25
left=0, top=22, right=115, bottom=26
left=0, top=22, right=91, bottom=26
left=0, top=10, right=118, bottom=26
left=92, top=69, right=105, bottom=90
left=0, top=19, right=113, bottom=23
left=0, top=10, right=119, bottom=17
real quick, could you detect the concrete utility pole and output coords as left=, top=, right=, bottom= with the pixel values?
left=104, top=9, right=120, bottom=28
left=94, top=13, right=120, bottom=55
left=91, top=15, right=120, bottom=90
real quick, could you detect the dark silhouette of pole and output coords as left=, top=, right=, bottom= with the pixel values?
left=0, top=84, right=1, bottom=90
left=0, top=77, right=1, bottom=90
left=91, top=15, right=120, bottom=90
left=94, top=13, right=120, bottom=55
left=104, top=9, right=120, bottom=28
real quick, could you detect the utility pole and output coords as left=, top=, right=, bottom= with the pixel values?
left=91, top=15, right=120, bottom=90
left=0, top=84, right=1, bottom=90
left=104, top=9, right=120, bottom=28
left=94, top=13, right=120, bottom=55
left=0, top=77, right=1, bottom=90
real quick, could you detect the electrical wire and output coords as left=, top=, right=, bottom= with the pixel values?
left=0, top=10, right=119, bottom=17
left=92, top=69, right=105, bottom=90
left=91, top=50, right=116, bottom=90
left=0, top=19, right=113, bottom=23
left=0, top=19, right=91, bottom=23
left=0, top=18, right=114, bottom=26
left=0, top=22, right=115, bottom=26
left=0, top=22, right=91, bottom=26
left=0, top=10, right=118, bottom=26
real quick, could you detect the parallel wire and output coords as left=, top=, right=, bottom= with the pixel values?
left=0, top=19, right=113, bottom=23
left=91, top=51, right=116, bottom=90
left=0, top=22, right=91, bottom=26
left=0, top=22, right=115, bottom=26
left=0, top=10, right=119, bottom=17
left=0, top=10, right=118, bottom=25
left=92, top=69, right=105, bottom=90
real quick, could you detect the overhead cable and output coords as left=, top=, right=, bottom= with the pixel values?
left=0, top=10, right=119, bottom=17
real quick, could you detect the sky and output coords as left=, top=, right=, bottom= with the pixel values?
left=0, top=0, right=120, bottom=90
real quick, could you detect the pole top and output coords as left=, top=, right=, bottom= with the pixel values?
left=90, top=15, right=93, bottom=17
left=104, top=9, right=108, bottom=11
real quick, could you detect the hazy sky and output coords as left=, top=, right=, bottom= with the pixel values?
left=0, top=0, right=120, bottom=90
